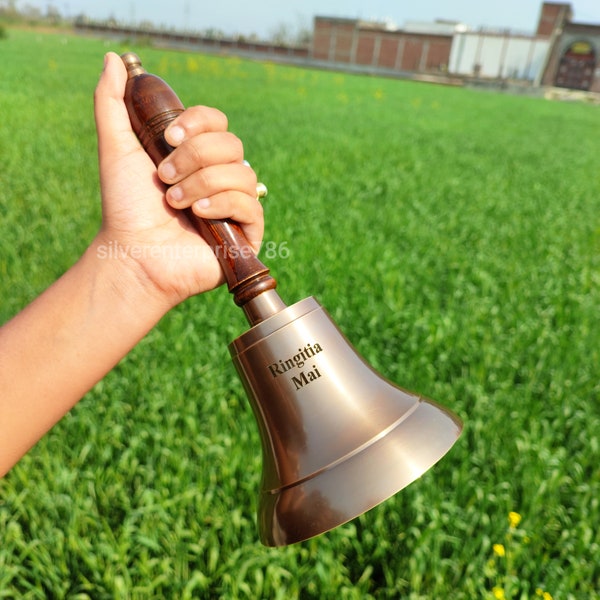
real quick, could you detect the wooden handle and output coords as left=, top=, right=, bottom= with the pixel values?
left=121, top=52, right=277, bottom=307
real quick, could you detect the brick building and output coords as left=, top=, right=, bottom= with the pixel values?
left=311, top=16, right=455, bottom=74
left=311, top=2, right=600, bottom=92
left=536, top=2, right=573, bottom=35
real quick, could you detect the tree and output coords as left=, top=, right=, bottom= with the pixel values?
left=268, top=16, right=312, bottom=47
left=46, top=5, right=61, bottom=24
left=0, top=0, right=19, bottom=17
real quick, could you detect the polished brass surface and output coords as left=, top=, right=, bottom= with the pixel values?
left=230, top=297, right=462, bottom=546
left=241, top=289, right=287, bottom=326
left=121, top=52, right=145, bottom=77
left=256, top=182, right=268, bottom=199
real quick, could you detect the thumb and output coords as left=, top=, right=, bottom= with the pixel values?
left=94, top=52, right=141, bottom=164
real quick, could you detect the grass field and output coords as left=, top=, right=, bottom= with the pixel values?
left=0, top=27, right=599, bottom=599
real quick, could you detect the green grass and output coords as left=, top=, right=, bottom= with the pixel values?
left=1, top=27, right=599, bottom=599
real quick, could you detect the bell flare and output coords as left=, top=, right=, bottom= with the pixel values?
left=258, top=396, right=461, bottom=546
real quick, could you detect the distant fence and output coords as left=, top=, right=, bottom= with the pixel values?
left=75, top=22, right=310, bottom=62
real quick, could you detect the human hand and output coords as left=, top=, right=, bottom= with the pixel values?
left=93, top=52, right=263, bottom=309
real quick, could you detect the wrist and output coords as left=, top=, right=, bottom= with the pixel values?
left=88, top=233, right=175, bottom=326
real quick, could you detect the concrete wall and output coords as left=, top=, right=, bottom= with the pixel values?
left=449, top=32, right=551, bottom=80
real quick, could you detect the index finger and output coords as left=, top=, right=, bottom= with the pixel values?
left=164, top=106, right=229, bottom=147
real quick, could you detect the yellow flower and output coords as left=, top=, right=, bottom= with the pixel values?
left=493, top=543, right=506, bottom=557
left=492, top=586, right=506, bottom=600
left=543, top=594, right=553, bottom=600
left=186, top=57, right=200, bottom=73
left=508, top=511, right=522, bottom=528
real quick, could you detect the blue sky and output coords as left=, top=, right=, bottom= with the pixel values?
left=23, top=1, right=600, bottom=38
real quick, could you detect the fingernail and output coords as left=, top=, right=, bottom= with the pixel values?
left=160, top=161, right=177, bottom=181
left=194, top=198, right=211, bottom=210
left=168, top=186, right=183, bottom=202
left=167, top=125, right=185, bottom=145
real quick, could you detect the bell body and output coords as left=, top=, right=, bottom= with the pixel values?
left=229, top=297, right=462, bottom=546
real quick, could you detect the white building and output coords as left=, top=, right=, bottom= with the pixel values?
left=449, top=30, right=552, bottom=81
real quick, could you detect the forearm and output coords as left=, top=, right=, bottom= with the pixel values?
left=0, top=238, right=169, bottom=477
left=0, top=53, right=264, bottom=477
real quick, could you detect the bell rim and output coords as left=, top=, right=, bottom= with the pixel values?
left=258, top=397, right=462, bottom=546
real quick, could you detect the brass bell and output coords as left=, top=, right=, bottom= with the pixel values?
left=121, top=52, right=463, bottom=547
left=230, top=297, right=461, bottom=545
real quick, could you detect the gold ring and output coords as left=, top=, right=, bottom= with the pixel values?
left=256, top=182, right=268, bottom=200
